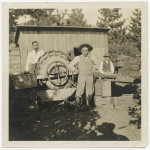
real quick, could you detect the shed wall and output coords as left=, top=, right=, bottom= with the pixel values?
left=9, top=43, right=22, bottom=73
left=17, top=30, right=108, bottom=72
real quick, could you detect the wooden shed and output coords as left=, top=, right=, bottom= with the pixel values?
left=10, top=25, right=109, bottom=73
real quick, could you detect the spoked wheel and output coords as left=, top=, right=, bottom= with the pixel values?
left=47, top=61, right=68, bottom=87
left=36, top=51, right=70, bottom=89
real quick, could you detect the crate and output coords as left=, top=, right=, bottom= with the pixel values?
left=117, top=60, right=124, bottom=67
left=130, top=65, right=140, bottom=71
left=128, top=71, right=140, bottom=77
left=128, top=58, right=141, bottom=65
left=12, top=74, right=37, bottom=89
left=122, top=70, right=130, bottom=76
left=123, top=64, right=130, bottom=70
left=117, top=54, right=130, bottom=61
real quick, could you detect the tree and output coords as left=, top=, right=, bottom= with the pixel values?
left=24, top=9, right=68, bottom=26
left=97, top=8, right=127, bottom=62
left=24, top=10, right=56, bottom=26
left=9, top=8, right=90, bottom=43
left=9, top=9, right=55, bottom=42
left=9, top=9, right=32, bottom=43
left=97, top=8, right=126, bottom=40
left=128, top=9, right=141, bottom=52
left=67, top=9, right=88, bottom=26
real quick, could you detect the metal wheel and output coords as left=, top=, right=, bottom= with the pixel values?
left=47, top=61, right=68, bottom=87
left=36, top=51, right=70, bottom=89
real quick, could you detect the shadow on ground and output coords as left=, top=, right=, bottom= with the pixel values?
left=112, top=82, right=137, bottom=97
left=9, top=101, right=129, bottom=141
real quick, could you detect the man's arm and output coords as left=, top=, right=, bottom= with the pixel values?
left=92, top=55, right=98, bottom=65
left=91, top=55, right=99, bottom=71
left=99, top=61, right=104, bottom=74
left=40, top=50, right=44, bottom=56
left=25, top=52, right=31, bottom=72
left=68, top=56, right=80, bottom=72
left=110, top=61, right=114, bottom=74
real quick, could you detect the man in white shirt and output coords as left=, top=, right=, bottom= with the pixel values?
left=69, top=44, right=98, bottom=108
left=25, top=41, right=44, bottom=74
left=100, top=53, right=114, bottom=75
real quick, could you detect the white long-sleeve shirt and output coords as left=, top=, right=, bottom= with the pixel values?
left=69, top=54, right=98, bottom=72
left=99, top=60, right=114, bottom=74
left=25, top=50, right=44, bottom=72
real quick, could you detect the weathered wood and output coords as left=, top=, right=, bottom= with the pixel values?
left=10, top=47, right=20, bottom=52
left=10, top=59, right=21, bottom=64
left=94, top=78, right=102, bottom=96
left=10, top=51, right=20, bottom=56
left=101, top=79, right=112, bottom=97
left=118, top=67, right=123, bottom=73
left=129, top=65, right=140, bottom=71
left=122, top=70, right=130, bottom=76
left=11, top=63, right=21, bottom=68
left=9, top=46, right=22, bottom=73
left=117, top=54, right=130, bottom=61
left=14, top=28, right=109, bottom=72
left=117, top=61, right=124, bottom=67
left=128, top=58, right=141, bottom=65
left=128, top=71, right=140, bottom=76
left=10, top=55, right=21, bottom=60
left=10, top=68, right=22, bottom=73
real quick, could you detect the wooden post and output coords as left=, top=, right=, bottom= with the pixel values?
left=101, top=79, right=112, bottom=97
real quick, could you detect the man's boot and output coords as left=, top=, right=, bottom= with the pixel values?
left=86, top=95, right=92, bottom=110
left=75, top=96, right=82, bottom=112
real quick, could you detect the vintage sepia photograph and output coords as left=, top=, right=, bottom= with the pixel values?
left=2, top=2, right=148, bottom=148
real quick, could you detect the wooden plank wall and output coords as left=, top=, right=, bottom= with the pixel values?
left=17, top=30, right=108, bottom=72
left=9, top=43, right=22, bottom=73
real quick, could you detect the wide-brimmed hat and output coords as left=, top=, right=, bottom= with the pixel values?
left=103, top=53, right=110, bottom=57
left=78, top=43, right=93, bottom=52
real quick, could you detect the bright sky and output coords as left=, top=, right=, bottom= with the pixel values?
left=83, top=8, right=134, bottom=26
left=17, top=8, right=135, bottom=26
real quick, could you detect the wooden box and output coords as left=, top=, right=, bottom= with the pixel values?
left=128, top=58, right=141, bottom=65
left=12, top=74, right=37, bottom=89
left=128, top=71, right=140, bottom=77
left=117, top=60, right=124, bottom=67
left=130, top=65, right=140, bottom=71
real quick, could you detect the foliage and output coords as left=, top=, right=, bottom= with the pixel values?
left=97, top=9, right=123, bottom=26
left=97, top=9, right=127, bottom=62
left=97, top=8, right=126, bottom=39
left=9, top=9, right=89, bottom=43
left=127, top=9, right=141, bottom=52
left=109, top=41, right=140, bottom=62
left=9, top=9, right=54, bottom=43
left=96, top=8, right=141, bottom=62
left=67, top=9, right=89, bottom=26
left=128, top=77, right=141, bottom=129
left=24, top=9, right=68, bottom=26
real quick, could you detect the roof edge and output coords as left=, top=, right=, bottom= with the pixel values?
left=15, top=25, right=110, bottom=44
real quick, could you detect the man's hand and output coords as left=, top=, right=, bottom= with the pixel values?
left=74, top=69, right=79, bottom=74
left=92, top=66, right=98, bottom=73
left=24, top=71, right=29, bottom=74
left=68, top=65, right=79, bottom=74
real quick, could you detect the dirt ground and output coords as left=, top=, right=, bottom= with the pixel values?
left=94, top=95, right=141, bottom=141
left=9, top=93, right=140, bottom=141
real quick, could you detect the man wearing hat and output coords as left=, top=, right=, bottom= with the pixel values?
left=69, top=44, right=98, bottom=108
left=100, top=53, right=114, bottom=75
